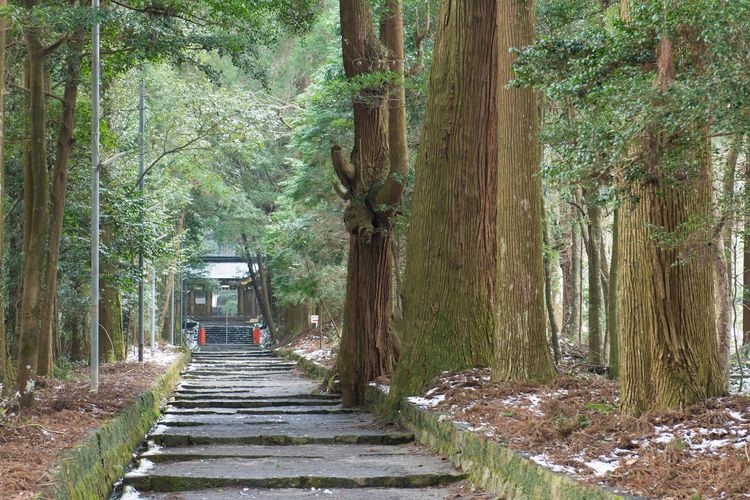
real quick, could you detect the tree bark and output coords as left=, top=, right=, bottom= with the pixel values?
left=334, top=0, right=404, bottom=406
left=607, top=208, right=619, bottom=379
left=16, top=18, right=51, bottom=407
left=37, top=29, right=85, bottom=376
left=0, top=0, right=8, bottom=389
left=543, top=207, right=561, bottom=364
left=585, top=200, right=602, bottom=365
left=493, top=0, right=555, bottom=383
left=560, top=207, right=581, bottom=340
left=386, top=0, right=499, bottom=409
left=256, top=251, right=277, bottom=340
left=99, top=225, right=125, bottom=362
left=240, top=235, right=278, bottom=341
left=618, top=34, right=725, bottom=416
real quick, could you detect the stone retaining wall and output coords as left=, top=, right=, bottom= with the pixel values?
left=40, top=351, right=189, bottom=500
left=278, top=349, right=632, bottom=499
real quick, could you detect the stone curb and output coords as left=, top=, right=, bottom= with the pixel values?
left=277, top=350, right=633, bottom=500
left=39, top=350, right=190, bottom=500
left=274, top=348, right=334, bottom=382
left=368, top=387, right=633, bottom=499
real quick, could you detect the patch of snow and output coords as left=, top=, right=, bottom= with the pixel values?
left=407, top=394, right=446, bottom=408
left=130, top=458, right=155, bottom=476
left=728, top=410, right=748, bottom=422
left=367, top=382, right=390, bottom=394
left=585, top=458, right=619, bottom=476
left=119, top=486, right=142, bottom=499
left=529, top=453, right=579, bottom=475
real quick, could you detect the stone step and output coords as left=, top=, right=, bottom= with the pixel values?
left=123, top=453, right=465, bottom=491
left=168, top=399, right=342, bottom=409
left=149, top=422, right=413, bottom=447
left=123, top=486, right=463, bottom=499
left=158, top=412, right=370, bottom=428
left=163, top=406, right=354, bottom=416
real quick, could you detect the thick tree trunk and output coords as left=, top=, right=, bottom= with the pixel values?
left=334, top=0, right=404, bottom=406
left=0, top=0, right=8, bottom=389
left=618, top=36, right=725, bottom=416
left=16, top=21, right=51, bottom=407
left=387, top=1, right=499, bottom=409
left=586, top=201, right=602, bottom=365
left=37, top=30, right=85, bottom=376
left=493, top=0, right=555, bottom=383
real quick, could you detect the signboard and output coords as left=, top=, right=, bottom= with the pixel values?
left=195, top=297, right=206, bottom=305
left=310, top=314, right=320, bottom=325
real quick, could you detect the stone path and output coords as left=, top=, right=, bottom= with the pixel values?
left=118, top=344, right=475, bottom=499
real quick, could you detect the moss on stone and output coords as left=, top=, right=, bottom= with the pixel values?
left=39, top=351, right=189, bottom=500
left=364, top=384, right=632, bottom=500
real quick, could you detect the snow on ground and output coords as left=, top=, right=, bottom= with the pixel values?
left=126, top=343, right=181, bottom=365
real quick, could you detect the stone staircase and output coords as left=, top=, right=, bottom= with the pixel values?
left=203, top=324, right=254, bottom=344
left=116, top=345, right=472, bottom=498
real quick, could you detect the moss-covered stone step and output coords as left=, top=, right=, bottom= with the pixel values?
left=168, top=398, right=342, bottom=409
left=164, top=405, right=354, bottom=415
left=123, top=486, right=465, bottom=499
left=123, top=454, right=466, bottom=492
left=140, top=442, right=440, bottom=463
left=149, top=422, right=414, bottom=446
left=159, top=411, right=372, bottom=429
left=173, top=392, right=340, bottom=401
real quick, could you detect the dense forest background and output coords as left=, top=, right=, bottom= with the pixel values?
left=1, top=0, right=749, bottom=418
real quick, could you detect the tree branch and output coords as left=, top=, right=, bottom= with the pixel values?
left=333, top=181, right=352, bottom=200
left=331, top=144, right=355, bottom=188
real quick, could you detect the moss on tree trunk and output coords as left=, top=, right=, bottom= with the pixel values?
left=386, top=0, right=500, bottom=409
left=493, top=0, right=555, bottom=384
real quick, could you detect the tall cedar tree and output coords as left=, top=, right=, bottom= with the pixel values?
left=492, top=0, right=555, bottom=383
left=618, top=2, right=725, bottom=416
left=386, top=0, right=500, bottom=407
left=333, top=0, right=407, bottom=406
left=0, top=0, right=7, bottom=389
left=16, top=0, right=51, bottom=406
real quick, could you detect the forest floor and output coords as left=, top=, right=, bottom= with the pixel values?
left=289, top=331, right=750, bottom=499
left=0, top=344, right=181, bottom=498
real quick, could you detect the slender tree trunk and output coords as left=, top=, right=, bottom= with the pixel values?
left=744, top=139, right=750, bottom=347
left=560, top=208, right=580, bottom=340
left=99, top=225, right=125, bottom=361
left=0, top=0, right=8, bottom=390
left=586, top=200, right=602, bottom=365
left=493, top=0, right=554, bottom=383
left=386, top=0, right=499, bottom=410
left=240, top=235, right=278, bottom=342
left=16, top=19, right=51, bottom=407
left=713, top=135, right=741, bottom=375
left=256, top=251, right=277, bottom=340
left=334, top=0, right=404, bottom=406
left=618, top=35, right=725, bottom=416
left=543, top=207, right=561, bottom=363
left=159, top=211, right=185, bottom=340
left=607, top=208, right=619, bottom=379
left=37, top=30, right=85, bottom=376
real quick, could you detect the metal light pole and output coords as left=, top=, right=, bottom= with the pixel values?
left=169, top=280, right=175, bottom=345
left=90, top=0, right=100, bottom=393
left=150, top=266, right=156, bottom=352
left=138, top=78, right=145, bottom=362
